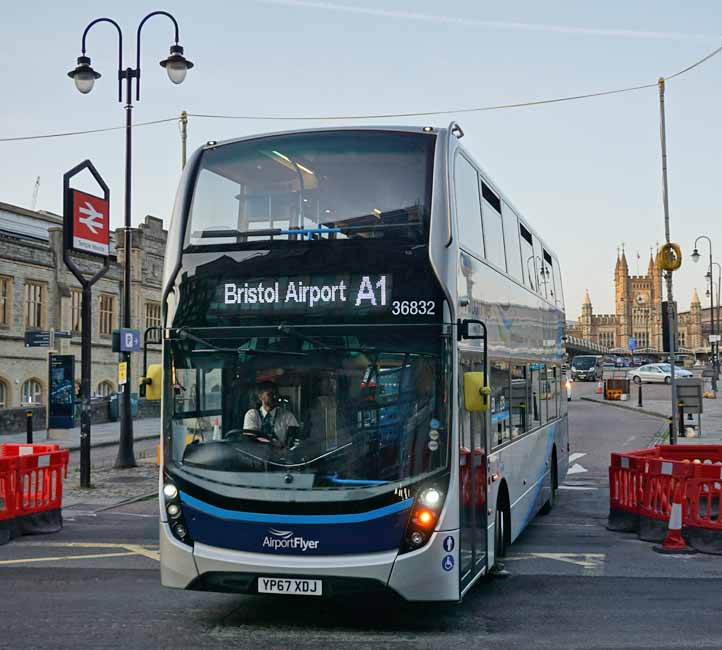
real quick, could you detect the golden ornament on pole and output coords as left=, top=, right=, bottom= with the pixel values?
left=657, top=242, right=682, bottom=271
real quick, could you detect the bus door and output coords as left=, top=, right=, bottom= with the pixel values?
left=458, top=350, right=488, bottom=589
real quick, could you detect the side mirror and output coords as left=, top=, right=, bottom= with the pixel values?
left=464, top=371, right=490, bottom=412
left=144, top=363, right=162, bottom=401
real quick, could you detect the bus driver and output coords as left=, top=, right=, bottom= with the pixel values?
left=243, top=381, right=299, bottom=448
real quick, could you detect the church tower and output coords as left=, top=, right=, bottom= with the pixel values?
left=648, top=251, right=663, bottom=350
left=615, top=249, right=631, bottom=346
left=581, top=289, right=593, bottom=340
left=690, top=288, right=702, bottom=350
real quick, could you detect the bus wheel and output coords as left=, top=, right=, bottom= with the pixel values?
left=494, top=500, right=508, bottom=560
left=540, top=452, right=558, bottom=516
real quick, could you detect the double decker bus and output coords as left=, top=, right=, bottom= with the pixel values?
left=159, top=124, right=568, bottom=601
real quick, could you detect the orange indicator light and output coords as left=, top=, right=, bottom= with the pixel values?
left=417, top=509, right=434, bottom=526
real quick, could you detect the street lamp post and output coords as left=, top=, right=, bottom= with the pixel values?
left=657, top=77, right=680, bottom=444
left=68, top=12, right=193, bottom=468
left=691, top=236, right=718, bottom=391
left=706, top=262, right=722, bottom=382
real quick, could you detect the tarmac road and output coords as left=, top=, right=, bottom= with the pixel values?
left=2, top=401, right=722, bottom=650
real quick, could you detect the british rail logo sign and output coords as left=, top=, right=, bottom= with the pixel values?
left=70, top=190, right=110, bottom=256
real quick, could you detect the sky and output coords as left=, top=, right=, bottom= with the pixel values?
left=1, top=0, right=721, bottom=319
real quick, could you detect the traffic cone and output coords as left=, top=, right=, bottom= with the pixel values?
left=596, top=380, right=603, bottom=395
left=654, top=481, right=696, bottom=554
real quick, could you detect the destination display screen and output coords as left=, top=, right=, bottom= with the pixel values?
left=214, top=273, right=438, bottom=318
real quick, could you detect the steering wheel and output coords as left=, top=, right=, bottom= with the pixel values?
left=223, top=428, right=277, bottom=445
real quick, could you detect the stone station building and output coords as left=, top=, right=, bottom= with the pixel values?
left=0, top=201, right=166, bottom=423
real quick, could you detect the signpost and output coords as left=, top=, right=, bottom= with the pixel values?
left=24, top=330, right=51, bottom=348
left=118, top=362, right=128, bottom=386
left=62, top=160, right=110, bottom=488
left=48, top=354, right=76, bottom=429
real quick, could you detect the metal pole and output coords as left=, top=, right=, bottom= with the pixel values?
left=710, top=251, right=718, bottom=392
left=658, top=77, right=679, bottom=444
left=715, top=262, right=722, bottom=384
left=80, top=284, right=92, bottom=487
left=26, top=410, right=33, bottom=444
left=115, top=68, right=136, bottom=468
left=180, top=110, right=188, bottom=169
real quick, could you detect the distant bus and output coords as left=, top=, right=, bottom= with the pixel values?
left=159, top=125, right=568, bottom=601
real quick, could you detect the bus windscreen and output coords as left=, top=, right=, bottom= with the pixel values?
left=166, top=325, right=449, bottom=498
left=184, top=131, right=435, bottom=248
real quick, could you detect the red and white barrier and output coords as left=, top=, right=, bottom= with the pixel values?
left=0, top=443, right=69, bottom=545
left=608, top=444, right=722, bottom=554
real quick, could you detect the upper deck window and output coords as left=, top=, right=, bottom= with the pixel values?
left=185, top=130, right=435, bottom=248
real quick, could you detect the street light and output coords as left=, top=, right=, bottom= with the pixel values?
left=68, top=12, right=193, bottom=469
left=692, top=235, right=717, bottom=391
left=713, top=261, right=722, bottom=373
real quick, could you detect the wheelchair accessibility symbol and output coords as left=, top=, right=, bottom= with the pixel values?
left=442, top=554, right=455, bottom=572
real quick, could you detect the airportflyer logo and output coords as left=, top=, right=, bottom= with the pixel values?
left=262, top=528, right=320, bottom=552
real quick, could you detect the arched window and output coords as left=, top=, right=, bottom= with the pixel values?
left=0, top=379, right=8, bottom=408
left=21, top=379, right=43, bottom=405
left=97, top=381, right=115, bottom=397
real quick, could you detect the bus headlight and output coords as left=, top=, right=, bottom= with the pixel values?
left=163, top=478, right=193, bottom=547
left=400, top=484, right=447, bottom=554
left=419, top=488, right=442, bottom=508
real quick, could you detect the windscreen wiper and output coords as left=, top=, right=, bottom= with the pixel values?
left=192, top=228, right=282, bottom=239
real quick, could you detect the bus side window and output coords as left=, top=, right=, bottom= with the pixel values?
left=542, top=250, right=555, bottom=302
left=519, top=223, right=536, bottom=292
left=547, top=366, right=559, bottom=420
left=533, top=235, right=546, bottom=299
left=552, top=256, right=564, bottom=308
left=454, top=154, right=485, bottom=259
left=529, top=363, right=542, bottom=429
left=510, top=365, right=527, bottom=438
left=502, top=202, right=523, bottom=283
left=480, top=180, right=507, bottom=272
left=490, top=361, right=510, bottom=447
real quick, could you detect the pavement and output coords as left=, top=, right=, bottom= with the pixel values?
left=575, top=374, right=722, bottom=445
left=0, top=417, right=161, bottom=509
left=0, top=417, right=160, bottom=450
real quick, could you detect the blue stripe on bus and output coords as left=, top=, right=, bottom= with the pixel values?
left=179, top=491, right=414, bottom=524
left=325, top=477, right=389, bottom=486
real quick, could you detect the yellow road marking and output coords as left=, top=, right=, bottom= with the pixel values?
left=122, top=544, right=160, bottom=562
left=5, top=541, right=160, bottom=563
left=0, top=551, right=135, bottom=565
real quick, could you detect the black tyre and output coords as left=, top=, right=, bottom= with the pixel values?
left=632, top=375, right=641, bottom=385
left=664, top=376, right=671, bottom=385
left=540, top=456, right=557, bottom=516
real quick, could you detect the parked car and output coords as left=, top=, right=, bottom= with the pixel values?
left=627, top=363, right=693, bottom=384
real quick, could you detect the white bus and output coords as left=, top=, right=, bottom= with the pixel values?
left=159, top=124, right=569, bottom=601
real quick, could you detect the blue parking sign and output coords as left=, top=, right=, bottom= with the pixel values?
left=120, top=328, right=141, bottom=352
left=629, top=337, right=636, bottom=352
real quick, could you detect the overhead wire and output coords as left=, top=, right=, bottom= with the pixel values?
left=2, top=38, right=722, bottom=142
left=0, top=117, right=178, bottom=143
